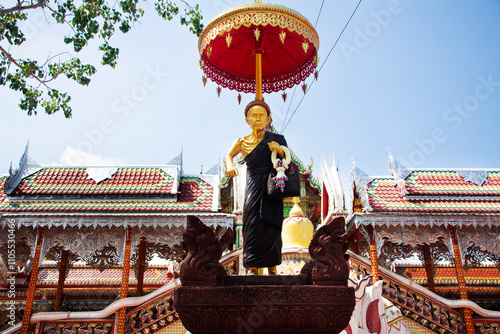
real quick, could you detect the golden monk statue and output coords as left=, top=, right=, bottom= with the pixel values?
left=225, top=100, right=287, bottom=275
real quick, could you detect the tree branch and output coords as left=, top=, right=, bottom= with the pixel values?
left=0, top=0, right=46, bottom=15
left=0, top=44, right=50, bottom=88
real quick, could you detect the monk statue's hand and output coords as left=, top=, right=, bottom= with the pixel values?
left=268, top=141, right=285, bottom=159
left=226, top=164, right=239, bottom=178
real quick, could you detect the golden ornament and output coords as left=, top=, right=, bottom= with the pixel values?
left=302, top=40, right=309, bottom=53
left=279, top=31, right=286, bottom=44
left=254, top=28, right=261, bottom=41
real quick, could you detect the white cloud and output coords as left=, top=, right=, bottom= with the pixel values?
left=56, top=147, right=124, bottom=166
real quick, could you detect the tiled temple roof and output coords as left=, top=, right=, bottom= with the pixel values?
left=399, top=266, right=500, bottom=286
left=9, top=167, right=175, bottom=196
left=0, top=168, right=216, bottom=213
left=36, top=267, right=173, bottom=286
left=354, top=169, right=500, bottom=214
left=367, top=177, right=500, bottom=213
left=405, top=170, right=500, bottom=196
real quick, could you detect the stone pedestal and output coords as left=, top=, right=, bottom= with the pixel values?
left=174, top=276, right=355, bottom=334
left=174, top=216, right=355, bottom=333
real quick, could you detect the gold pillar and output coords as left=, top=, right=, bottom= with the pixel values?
left=449, top=225, right=475, bottom=334
left=255, top=51, right=262, bottom=100
left=117, top=227, right=132, bottom=334
left=136, top=239, right=147, bottom=297
left=20, top=227, right=44, bottom=334
left=421, top=244, right=436, bottom=293
left=367, top=226, right=380, bottom=282
left=54, top=249, right=68, bottom=311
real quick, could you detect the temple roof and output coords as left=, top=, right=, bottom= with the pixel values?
left=396, top=266, right=500, bottom=298
left=36, top=267, right=173, bottom=287
left=351, top=164, right=500, bottom=215
left=367, top=176, right=500, bottom=214
left=405, top=170, right=500, bottom=196
left=0, top=167, right=219, bottom=213
left=9, top=167, right=177, bottom=196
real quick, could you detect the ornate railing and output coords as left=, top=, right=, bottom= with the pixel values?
left=2, top=248, right=499, bottom=334
left=0, top=250, right=242, bottom=334
left=348, top=250, right=500, bottom=334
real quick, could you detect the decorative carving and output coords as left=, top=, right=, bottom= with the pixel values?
left=174, top=285, right=355, bottom=334
left=463, top=244, right=500, bottom=271
left=377, top=241, right=414, bottom=270
left=82, top=245, right=120, bottom=272
left=125, top=293, right=179, bottom=334
left=40, top=226, right=125, bottom=265
left=306, top=216, right=350, bottom=285
left=357, top=239, right=370, bottom=259
left=0, top=239, right=32, bottom=274
left=351, top=159, right=373, bottom=212
left=457, top=225, right=500, bottom=262
left=46, top=246, right=79, bottom=277
left=476, top=322, right=500, bottom=334
left=415, top=240, right=454, bottom=277
left=0, top=227, right=37, bottom=274
left=5, top=215, right=233, bottom=230
left=179, top=216, right=226, bottom=286
left=375, top=224, right=453, bottom=257
left=130, top=226, right=183, bottom=254
left=380, top=280, right=466, bottom=334
left=349, top=253, right=474, bottom=334
left=43, top=322, right=113, bottom=334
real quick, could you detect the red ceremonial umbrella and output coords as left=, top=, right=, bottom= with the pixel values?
left=198, top=1, right=319, bottom=100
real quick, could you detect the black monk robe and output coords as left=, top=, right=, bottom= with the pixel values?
left=242, top=131, right=287, bottom=268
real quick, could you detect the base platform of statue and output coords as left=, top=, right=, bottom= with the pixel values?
left=174, top=216, right=355, bottom=334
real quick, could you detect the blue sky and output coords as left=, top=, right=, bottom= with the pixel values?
left=1, top=0, right=500, bottom=191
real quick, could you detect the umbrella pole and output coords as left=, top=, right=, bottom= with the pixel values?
left=255, top=51, right=262, bottom=100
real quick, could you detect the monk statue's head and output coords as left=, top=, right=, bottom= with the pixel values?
left=245, top=100, right=271, bottom=129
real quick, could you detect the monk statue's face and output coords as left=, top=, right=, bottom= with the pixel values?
left=246, top=105, right=270, bottom=130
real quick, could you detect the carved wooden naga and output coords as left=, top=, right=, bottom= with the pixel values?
left=302, top=216, right=350, bottom=285
left=179, top=216, right=227, bottom=286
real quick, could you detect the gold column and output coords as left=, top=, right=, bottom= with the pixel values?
left=449, top=225, right=475, bottom=334
left=54, top=249, right=68, bottom=311
left=367, top=226, right=380, bottom=282
left=421, top=244, right=436, bottom=293
left=136, top=239, right=147, bottom=297
left=116, top=227, right=132, bottom=334
left=255, top=51, right=262, bottom=100
left=20, top=227, right=45, bottom=334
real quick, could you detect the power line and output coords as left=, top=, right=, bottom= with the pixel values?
left=280, top=85, right=297, bottom=134
left=281, top=0, right=324, bottom=133
left=282, top=0, right=364, bottom=133
left=314, top=0, right=325, bottom=28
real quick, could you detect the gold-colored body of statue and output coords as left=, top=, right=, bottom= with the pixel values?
left=224, top=100, right=286, bottom=276
left=224, top=105, right=284, bottom=178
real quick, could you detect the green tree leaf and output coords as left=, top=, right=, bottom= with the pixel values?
left=0, top=0, right=204, bottom=118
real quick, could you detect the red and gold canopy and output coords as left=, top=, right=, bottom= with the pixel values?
left=198, top=1, right=319, bottom=96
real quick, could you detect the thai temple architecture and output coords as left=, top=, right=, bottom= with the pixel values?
left=1, top=144, right=500, bottom=334
left=1, top=0, right=500, bottom=331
